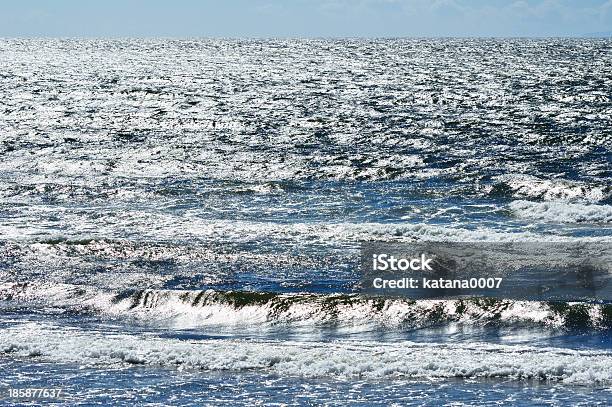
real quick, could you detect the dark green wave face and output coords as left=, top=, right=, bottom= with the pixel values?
left=2, top=283, right=612, bottom=332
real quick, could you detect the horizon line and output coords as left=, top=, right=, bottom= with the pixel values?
left=1, top=34, right=611, bottom=40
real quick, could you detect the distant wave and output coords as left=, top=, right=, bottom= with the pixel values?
left=2, top=283, right=611, bottom=330
left=509, top=200, right=612, bottom=223
left=3, top=217, right=601, bottom=244
left=491, top=175, right=610, bottom=203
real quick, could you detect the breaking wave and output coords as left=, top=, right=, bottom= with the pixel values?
left=509, top=200, right=612, bottom=224
left=491, top=175, right=610, bottom=203
left=1, top=283, right=611, bottom=330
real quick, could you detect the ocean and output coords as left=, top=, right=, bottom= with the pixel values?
left=0, top=38, right=611, bottom=405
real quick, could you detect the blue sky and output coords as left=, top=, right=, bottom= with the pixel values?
left=1, top=0, right=611, bottom=37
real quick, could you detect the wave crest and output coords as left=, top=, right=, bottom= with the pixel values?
left=509, top=200, right=612, bottom=223
left=2, top=283, right=611, bottom=330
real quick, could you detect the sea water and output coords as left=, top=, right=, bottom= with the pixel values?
left=0, top=38, right=611, bottom=405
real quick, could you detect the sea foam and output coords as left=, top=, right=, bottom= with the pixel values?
left=1, top=321, right=611, bottom=385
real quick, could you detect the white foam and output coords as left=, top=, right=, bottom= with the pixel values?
left=106, top=217, right=610, bottom=243
left=495, top=175, right=609, bottom=202
left=1, top=322, right=611, bottom=384
left=510, top=200, right=612, bottom=223
left=0, top=211, right=588, bottom=244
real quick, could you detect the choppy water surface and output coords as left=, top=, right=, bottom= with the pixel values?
left=1, top=38, right=611, bottom=405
